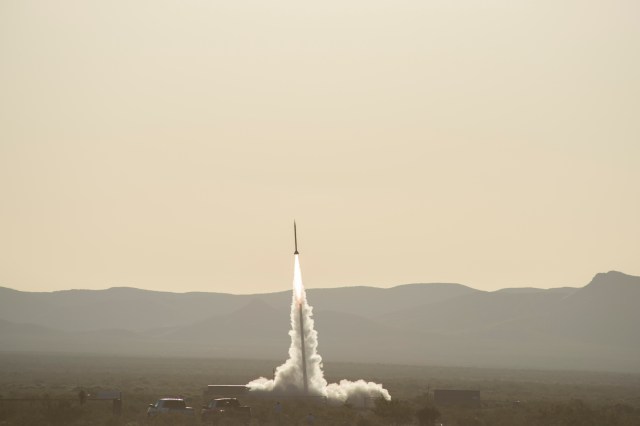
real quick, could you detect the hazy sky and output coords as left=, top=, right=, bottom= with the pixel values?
left=1, top=0, right=638, bottom=294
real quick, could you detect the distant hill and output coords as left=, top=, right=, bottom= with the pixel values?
left=0, top=282, right=475, bottom=331
left=1, top=271, right=638, bottom=373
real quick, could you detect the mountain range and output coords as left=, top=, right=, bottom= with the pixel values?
left=1, top=271, right=639, bottom=373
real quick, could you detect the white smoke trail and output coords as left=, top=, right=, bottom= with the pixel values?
left=247, top=255, right=391, bottom=405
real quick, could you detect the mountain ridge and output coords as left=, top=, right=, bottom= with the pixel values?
left=1, top=271, right=638, bottom=373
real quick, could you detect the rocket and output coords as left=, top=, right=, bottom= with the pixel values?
left=294, top=220, right=299, bottom=255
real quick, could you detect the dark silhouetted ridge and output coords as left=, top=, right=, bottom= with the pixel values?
left=1, top=272, right=639, bottom=372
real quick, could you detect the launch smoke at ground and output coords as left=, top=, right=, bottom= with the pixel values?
left=247, top=254, right=391, bottom=405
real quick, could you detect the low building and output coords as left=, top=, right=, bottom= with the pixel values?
left=204, top=385, right=249, bottom=398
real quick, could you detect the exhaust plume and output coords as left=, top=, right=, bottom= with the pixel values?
left=247, top=254, right=391, bottom=405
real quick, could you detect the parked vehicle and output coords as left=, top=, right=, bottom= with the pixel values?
left=201, top=398, right=251, bottom=425
left=147, top=398, right=195, bottom=418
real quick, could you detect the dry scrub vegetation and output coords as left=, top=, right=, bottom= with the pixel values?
left=1, top=353, right=639, bottom=425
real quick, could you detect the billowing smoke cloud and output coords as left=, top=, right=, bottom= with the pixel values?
left=247, top=255, right=391, bottom=405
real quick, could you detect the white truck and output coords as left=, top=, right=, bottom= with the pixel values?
left=147, top=398, right=195, bottom=418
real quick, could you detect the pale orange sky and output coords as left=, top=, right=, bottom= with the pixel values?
left=1, top=0, right=638, bottom=294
